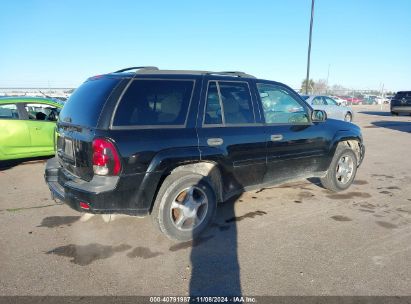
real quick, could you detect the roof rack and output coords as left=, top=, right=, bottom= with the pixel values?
left=114, top=66, right=159, bottom=73
left=206, top=71, right=256, bottom=78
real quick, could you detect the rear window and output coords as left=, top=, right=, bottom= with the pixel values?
left=59, top=77, right=121, bottom=127
left=113, top=79, right=194, bottom=127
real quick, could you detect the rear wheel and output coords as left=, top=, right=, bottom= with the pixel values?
left=344, top=112, right=352, bottom=122
left=321, top=145, right=358, bottom=192
left=151, top=172, right=216, bottom=241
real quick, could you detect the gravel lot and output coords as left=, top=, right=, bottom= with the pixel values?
left=0, top=104, right=410, bottom=296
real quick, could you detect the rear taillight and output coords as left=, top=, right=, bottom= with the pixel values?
left=92, top=138, right=121, bottom=176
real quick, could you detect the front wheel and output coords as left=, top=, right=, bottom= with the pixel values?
left=151, top=172, right=216, bottom=241
left=321, top=146, right=358, bottom=192
left=391, top=111, right=398, bottom=116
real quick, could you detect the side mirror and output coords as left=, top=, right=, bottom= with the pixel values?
left=311, top=109, right=327, bottom=122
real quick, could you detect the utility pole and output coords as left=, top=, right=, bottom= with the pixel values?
left=326, top=64, right=330, bottom=87
left=305, top=0, right=315, bottom=95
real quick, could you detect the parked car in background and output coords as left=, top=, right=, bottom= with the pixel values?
left=301, top=95, right=354, bottom=122
left=385, top=95, right=394, bottom=104
left=330, top=96, right=347, bottom=106
left=45, top=67, right=365, bottom=241
left=0, top=97, right=62, bottom=161
left=390, top=91, right=411, bottom=115
left=342, top=96, right=363, bottom=105
left=375, top=96, right=387, bottom=104
left=362, top=95, right=378, bottom=105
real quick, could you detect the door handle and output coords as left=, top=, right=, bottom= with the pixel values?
left=207, top=138, right=224, bottom=146
left=270, top=134, right=283, bottom=141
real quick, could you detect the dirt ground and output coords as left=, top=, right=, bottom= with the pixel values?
left=0, top=104, right=410, bottom=296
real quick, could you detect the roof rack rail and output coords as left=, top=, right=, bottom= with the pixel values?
left=114, top=66, right=159, bottom=73
left=206, top=71, right=256, bottom=78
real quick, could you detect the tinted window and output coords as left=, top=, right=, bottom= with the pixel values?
left=25, top=103, right=60, bottom=121
left=114, top=80, right=194, bottom=126
left=257, top=83, right=309, bottom=124
left=0, top=104, right=19, bottom=119
left=219, top=82, right=254, bottom=124
left=204, top=82, right=223, bottom=125
left=395, top=91, right=411, bottom=99
left=60, top=77, right=121, bottom=127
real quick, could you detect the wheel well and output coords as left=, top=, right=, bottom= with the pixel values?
left=339, top=139, right=361, bottom=162
left=169, top=162, right=224, bottom=203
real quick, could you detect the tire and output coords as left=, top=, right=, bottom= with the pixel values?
left=344, top=112, right=352, bottom=122
left=151, top=171, right=217, bottom=241
left=391, top=112, right=398, bottom=116
left=321, top=145, right=358, bottom=192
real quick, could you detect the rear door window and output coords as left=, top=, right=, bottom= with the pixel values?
left=203, top=81, right=255, bottom=125
left=219, top=82, right=255, bottom=124
left=113, top=79, right=194, bottom=127
left=0, top=104, right=19, bottom=119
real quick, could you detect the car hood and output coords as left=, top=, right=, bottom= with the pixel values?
left=325, top=118, right=361, bottom=133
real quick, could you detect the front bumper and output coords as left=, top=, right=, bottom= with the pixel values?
left=391, top=106, right=411, bottom=113
left=358, top=141, right=365, bottom=167
left=44, top=157, right=161, bottom=216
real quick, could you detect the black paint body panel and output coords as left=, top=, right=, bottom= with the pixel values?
left=45, top=72, right=364, bottom=215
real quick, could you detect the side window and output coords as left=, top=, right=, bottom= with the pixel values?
left=0, top=104, right=19, bottom=119
left=324, top=97, right=337, bottom=105
left=204, top=82, right=223, bottom=125
left=257, top=83, right=309, bottom=124
left=113, top=80, right=194, bottom=126
left=25, top=103, right=59, bottom=121
left=312, top=97, right=325, bottom=105
left=219, top=82, right=255, bottom=124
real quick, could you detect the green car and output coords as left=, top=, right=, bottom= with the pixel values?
left=0, top=97, right=63, bottom=161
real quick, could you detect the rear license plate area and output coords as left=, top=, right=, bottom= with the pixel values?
left=57, top=135, right=75, bottom=164
left=63, top=138, right=74, bottom=159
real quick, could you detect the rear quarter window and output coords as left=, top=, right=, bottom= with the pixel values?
left=113, top=79, right=194, bottom=127
left=59, top=77, right=121, bottom=127
left=0, top=104, right=19, bottom=119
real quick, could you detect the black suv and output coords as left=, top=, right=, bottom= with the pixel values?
left=391, top=91, right=411, bottom=115
left=45, top=67, right=365, bottom=241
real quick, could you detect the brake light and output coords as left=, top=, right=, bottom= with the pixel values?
left=92, top=138, right=121, bottom=176
left=79, top=202, right=90, bottom=210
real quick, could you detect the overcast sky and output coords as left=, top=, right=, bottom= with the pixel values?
left=0, top=0, right=410, bottom=91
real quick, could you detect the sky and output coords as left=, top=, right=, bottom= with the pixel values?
left=0, top=0, right=410, bottom=91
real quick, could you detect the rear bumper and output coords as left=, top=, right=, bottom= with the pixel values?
left=44, top=157, right=161, bottom=216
